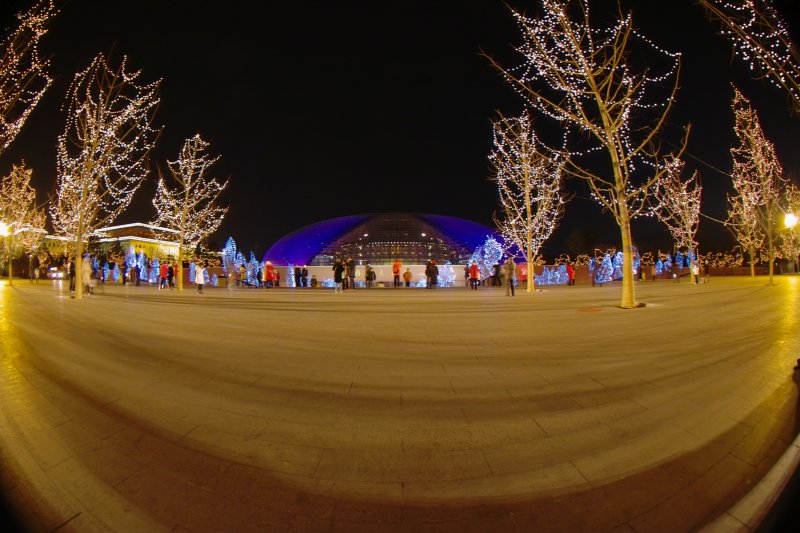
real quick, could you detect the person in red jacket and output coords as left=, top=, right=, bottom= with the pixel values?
left=566, top=263, right=575, bottom=286
left=468, top=261, right=480, bottom=290
left=392, top=259, right=401, bottom=287
left=159, top=261, right=168, bottom=290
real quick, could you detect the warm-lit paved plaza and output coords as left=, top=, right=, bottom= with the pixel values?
left=1, top=277, right=798, bottom=532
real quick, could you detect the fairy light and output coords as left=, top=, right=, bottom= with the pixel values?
left=779, top=185, right=800, bottom=265
left=726, top=87, right=785, bottom=277
left=222, top=237, right=237, bottom=274
left=699, top=0, right=800, bottom=112
left=490, top=112, right=565, bottom=292
left=50, top=53, right=160, bottom=299
left=151, top=134, right=229, bottom=290
left=0, top=162, right=46, bottom=257
left=1, top=1, right=56, bottom=156
left=491, top=0, right=684, bottom=308
left=651, top=157, right=702, bottom=276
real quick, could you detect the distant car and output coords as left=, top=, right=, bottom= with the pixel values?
left=47, top=266, right=67, bottom=280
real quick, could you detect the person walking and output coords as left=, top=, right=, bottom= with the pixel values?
left=301, top=265, right=309, bottom=287
left=33, top=265, right=39, bottom=284
left=82, top=254, right=94, bottom=295
left=692, top=262, right=700, bottom=284
left=429, top=260, right=439, bottom=289
left=403, top=267, right=412, bottom=287
left=346, top=257, right=355, bottom=290
left=195, top=262, right=206, bottom=293
left=703, top=262, right=710, bottom=284
left=159, top=261, right=168, bottom=290
left=365, top=263, right=375, bottom=288
left=651, top=263, right=657, bottom=282
left=167, top=263, right=175, bottom=289
left=392, top=258, right=401, bottom=287
left=69, top=257, right=76, bottom=293
left=504, top=257, right=516, bottom=296
left=332, top=258, right=344, bottom=293
left=566, top=263, right=575, bottom=286
left=294, top=265, right=302, bottom=288
left=264, top=261, right=274, bottom=288
left=469, top=261, right=480, bottom=290
left=424, top=260, right=433, bottom=289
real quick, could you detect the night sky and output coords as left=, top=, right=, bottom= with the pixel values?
left=2, top=0, right=799, bottom=259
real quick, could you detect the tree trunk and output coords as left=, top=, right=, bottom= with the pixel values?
left=688, top=246, right=695, bottom=285
left=766, top=215, right=774, bottom=285
left=7, top=235, right=13, bottom=286
left=74, top=236, right=84, bottom=299
left=177, top=242, right=184, bottom=291
left=618, top=204, right=637, bottom=309
left=527, top=250, right=535, bottom=292
left=525, top=168, right=534, bottom=293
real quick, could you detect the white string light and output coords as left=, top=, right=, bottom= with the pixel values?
left=151, top=134, right=229, bottom=290
left=699, top=0, right=800, bottom=112
left=50, top=53, right=161, bottom=298
left=725, top=86, right=786, bottom=276
left=0, top=0, right=56, bottom=156
left=489, top=112, right=565, bottom=292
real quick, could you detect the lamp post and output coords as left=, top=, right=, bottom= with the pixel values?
left=0, top=221, right=10, bottom=285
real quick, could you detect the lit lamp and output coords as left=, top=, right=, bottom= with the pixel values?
left=785, top=213, right=798, bottom=229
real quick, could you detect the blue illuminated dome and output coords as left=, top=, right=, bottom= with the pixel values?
left=264, top=212, right=499, bottom=266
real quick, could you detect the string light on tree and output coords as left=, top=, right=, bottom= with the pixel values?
left=698, top=0, right=800, bottom=112
left=726, top=86, right=785, bottom=283
left=487, top=0, right=688, bottom=308
left=0, top=161, right=46, bottom=283
left=651, top=156, right=702, bottom=283
left=0, top=0, right=56, bottom=156
left=151, top=134, right=229, bottom=291
left=50, top=53, right=160, bottom=299
left=490, top=112, right=566, bottom=293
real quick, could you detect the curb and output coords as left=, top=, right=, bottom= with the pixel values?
left=700, top=431, right=800, bottom=532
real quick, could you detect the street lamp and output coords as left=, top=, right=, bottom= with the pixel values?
left=785, top=212, right=798, bottom=229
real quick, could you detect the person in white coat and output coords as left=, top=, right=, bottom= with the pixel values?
left=195, top=262, right=206, bottom=293
left=82, top=254, right=94, bottom=295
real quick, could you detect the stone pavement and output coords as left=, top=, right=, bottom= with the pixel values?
left=0, top=277, right=798, bottom=532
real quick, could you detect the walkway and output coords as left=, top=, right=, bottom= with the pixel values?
left=0, top=277, right=798, bottom=532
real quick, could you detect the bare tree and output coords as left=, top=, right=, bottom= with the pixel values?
left=651, top=157, right=702, bottom=283
left=698, top=0, right=800, bottom=112
left=50, top=54, right=160, bottom=298
left=151, top=134, right=228, bottom=291
left=1, top=0, right=55, bottom=156
left=490, top=112, right=566, bottom=293
left=487, top=0, right=686, bottom=308
left=727, top=86, right=785, bottom=283
left=0, top=161, right=45, bottom=284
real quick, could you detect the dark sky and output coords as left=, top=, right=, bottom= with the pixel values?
left=2, top=0, right=799, bottom=258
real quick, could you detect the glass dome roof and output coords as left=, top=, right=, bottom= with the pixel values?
left=263, top=212, right=499, bottom=266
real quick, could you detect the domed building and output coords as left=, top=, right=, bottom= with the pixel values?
left=263, top=212, right=499, bottom=266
